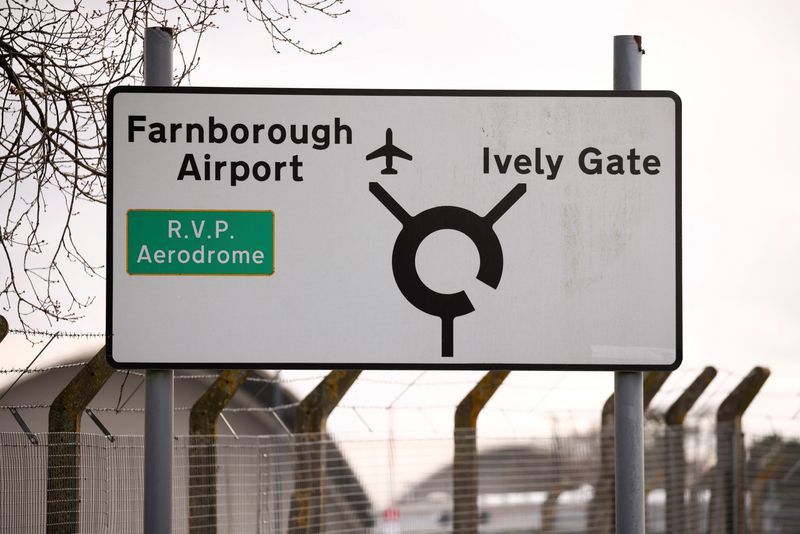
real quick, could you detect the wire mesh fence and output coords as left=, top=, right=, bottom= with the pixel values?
left=1, top=425, right=799, bottom=533
left=0, top=335, right=796, bottom=532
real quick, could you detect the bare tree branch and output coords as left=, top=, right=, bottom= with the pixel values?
left=0, top=0, right=346, bottom=334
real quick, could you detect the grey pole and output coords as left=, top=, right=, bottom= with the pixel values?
left=144, top=26, right=174, bottom=534
left=613, top=35, right=645, bottom=534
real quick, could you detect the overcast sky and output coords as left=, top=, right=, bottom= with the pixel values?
left=2, top=0, right=799, bottom=441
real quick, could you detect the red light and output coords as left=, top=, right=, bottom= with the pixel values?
left=383, top=507, right=400, bottom=521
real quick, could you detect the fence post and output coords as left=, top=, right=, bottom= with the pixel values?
left=46, top=346, right=113, bottom=534
left=0, top=315, right=7, bottom=342
left=188, top=370, right=252, bottom=533
left=453, top=370, right=510, bottom=534
left=664, top=366, right=717, bottom=533
left=588, top=370, right=670, bottom=534
left=287, top=370, right=361, bottom=534
left=749, top=439, right=787, bottom=534
left=708, top=366, right=770, bottom=534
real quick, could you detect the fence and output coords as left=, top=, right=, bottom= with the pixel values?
left=2, top=327, right=798, bottom=532
left=1, top=426, right=799, bottom=533
left=0, top=432, right=370, bottom=533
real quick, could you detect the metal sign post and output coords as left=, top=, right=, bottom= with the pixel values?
left=104, top=27, right=679, bottom=534
left=613, top=34, right=646, bottom=534
left=143, top=26, right=174, bottom=534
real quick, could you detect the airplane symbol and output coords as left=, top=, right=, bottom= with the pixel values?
left=365, top=128, right=413, bottom=175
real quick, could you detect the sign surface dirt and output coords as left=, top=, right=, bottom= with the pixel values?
left=108, top=88, right=681, bottom=369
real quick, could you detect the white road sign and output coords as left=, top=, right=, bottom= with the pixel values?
left=108, top=88, right=681, bottom=369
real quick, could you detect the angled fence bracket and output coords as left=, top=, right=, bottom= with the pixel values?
left=9, top=407, right=39, bottom=445
left=453, top=370, right=510, bottom=534
left=287, top=369, right=361, bottom=534
left=85, top=409, right=115, bottom=442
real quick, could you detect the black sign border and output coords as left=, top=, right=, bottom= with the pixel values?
left=107, top=87, right=682, bottom=371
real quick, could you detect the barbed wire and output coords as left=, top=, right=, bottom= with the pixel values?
left=0, top=365, right=792, bottom=400
left=0, top=401, right=302, bottom=413
left=6, top=329, right=106, bottom=339
left=0, top=363, right=88, bottom=374
left=1, top=364, right=787, bottom=397
left=0, top=366, right=793, bottom=405
left=1, top=329, right=796, bottom=438
left=3, top=401, right=796, bottom=443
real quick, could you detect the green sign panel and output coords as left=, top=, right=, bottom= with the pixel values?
left=127, top=210, right=274, bottom=275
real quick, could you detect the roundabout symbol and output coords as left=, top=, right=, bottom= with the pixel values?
left=369, top=182, right=526, bottom=357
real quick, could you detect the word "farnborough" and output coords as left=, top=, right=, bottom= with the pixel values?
left=126, top=115, right=353, bottom=186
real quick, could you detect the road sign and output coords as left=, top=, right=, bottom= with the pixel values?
left=108, top=88, right=681, bottom=369
left=127, top=210, right=274, bottom=275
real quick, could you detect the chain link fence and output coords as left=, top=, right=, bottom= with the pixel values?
left=1, top=425, right=799, bottom=533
